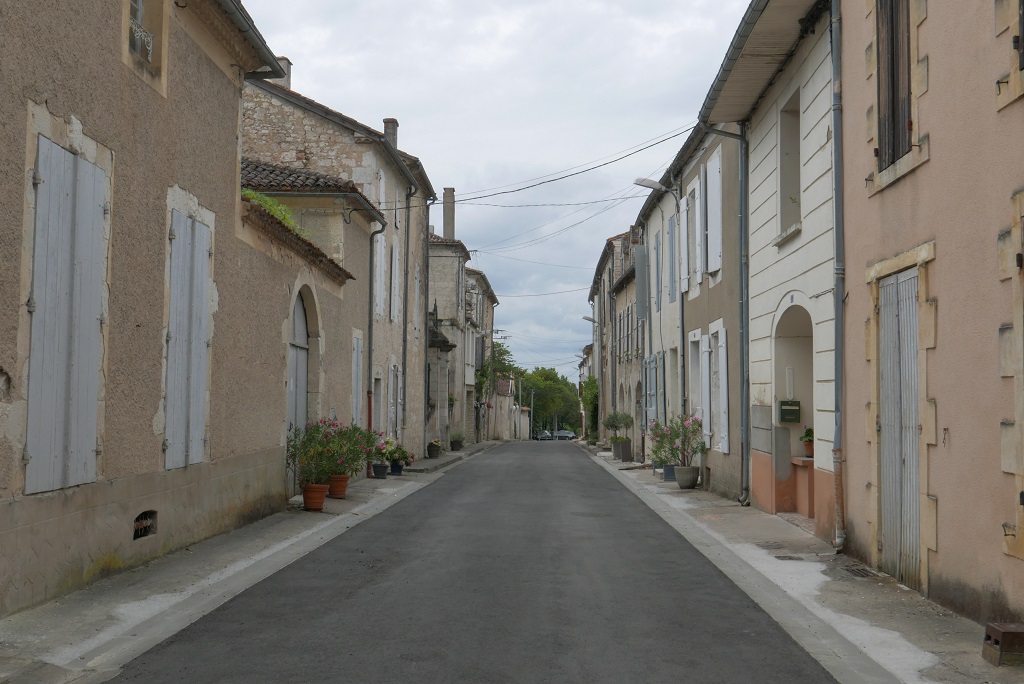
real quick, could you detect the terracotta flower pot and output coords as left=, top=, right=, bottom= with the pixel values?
left=803, top=441, right=814, bottom=457
left=327, top=474, right=350, bottom=499
left=302, top=483, right=329, bottom=511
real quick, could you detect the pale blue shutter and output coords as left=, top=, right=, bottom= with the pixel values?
left=700, top=334, right=712, bottom=447
left=654, top=232, right=662, bottom=312
left=634, top=249, right=648, bottom=319
left=352, top=335, right=363, bottom=423
left=658, top=352, right=666, bottom=421
left=718, top=328, right=729, bottom=453
left=668, top=216, right=677, bottom=303
left=25, top=136, right=105, bottom=493
left=187, top=220, right=211, bottom=464
left=706, top=149, right=723, bottom=273
left=165, top=211, right=192, bottom=469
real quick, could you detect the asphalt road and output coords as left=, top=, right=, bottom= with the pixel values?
left=111, top=441, right=836, bottom=683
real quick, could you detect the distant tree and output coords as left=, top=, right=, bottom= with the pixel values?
left=581, top=375, right=599, bottom=434
left=476, top=340, right=521, bottom=398
left=522, top=367, right=580, bottom=431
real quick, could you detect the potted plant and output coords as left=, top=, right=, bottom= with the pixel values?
left=383, top=438, right=411, bottom=475
left=603, top=411, right=634, bottom=461
left=672, top=413, right=707, bottom=489
left=450, top=431, right=465, bottom=451
left=286, top=419, right=336, bottom=511
left=648, top=419, right=678, bottom=481
left=800, top=424, right=814, bottom=457
left=327, top=423, right=376, bottom=498
left=427, top=438, right=442, bottom=458
left=370, top=436, right=390, bottom=479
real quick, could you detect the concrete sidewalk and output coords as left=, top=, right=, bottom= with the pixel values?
left=581, top=443, right=1022, bottom=684
left=0, top=441, right=500, bottom=684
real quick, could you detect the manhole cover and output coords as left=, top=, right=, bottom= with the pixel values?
left=845, top=566, right=877, bottom=578
left=774, top=555, right=803, bottom=561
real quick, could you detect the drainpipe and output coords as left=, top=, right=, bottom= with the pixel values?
left=367, top=220, right=388, bottom=433
left=401, top=184, right=418, bottom=438
left=699, top=121, right=750, bottom=505
left=423, top=198, right=436, bottom=456
left=830, top=0, right=848, bottom=552
left=642, top=218, right=652, bottom=458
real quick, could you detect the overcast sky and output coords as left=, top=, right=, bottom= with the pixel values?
left=243, top=0, right=748, bottom=378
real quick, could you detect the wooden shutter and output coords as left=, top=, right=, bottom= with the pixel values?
left=387, top=364, right=396, bottom=436
left=187, top=220, right=211, bottom=464
left=667, top=215, right=677, bottom=303
left=352, top=335, right=363, bottom=424
left=165, top=213, right=211, bottom=469
left=700, top=334, right=712, bottom=447
left=635, top=249, right=648, bottom=319
left=718, top=328, right=729, bottom=453
left=658, top=352, right=667, bottom=422
left=706, top=149, right=723, bottom=273
left=697, top=165, right=707, bottom=277
left=374, top=232, right=385, bottom=315
left=646, top=356, right=658, bottom=423
left=25, top=136, right=105, bottom=493
left=654, top=232, right=662, bottom=311
left=680, top=195, right=690, bottom=292
left=391, top=243, right=400, bottom=321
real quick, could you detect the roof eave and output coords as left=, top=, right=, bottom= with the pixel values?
left=214, top=0, right=286, bottom=79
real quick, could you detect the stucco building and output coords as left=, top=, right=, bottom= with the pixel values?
left=0, top=0, right=285, bottom=616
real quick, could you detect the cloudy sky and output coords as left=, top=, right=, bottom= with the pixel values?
left=243, top=0, right=748, bottom=377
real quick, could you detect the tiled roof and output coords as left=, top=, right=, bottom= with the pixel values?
left=242, top=157, right=360, bottom=194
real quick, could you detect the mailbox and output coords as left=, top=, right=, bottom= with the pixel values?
left=779, top=400, right=801, bottom=423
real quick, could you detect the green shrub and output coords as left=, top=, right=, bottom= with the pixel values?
left=242, top=188, right=307, bottom=237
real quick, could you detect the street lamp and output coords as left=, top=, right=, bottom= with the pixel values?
left=582, top=316, right=595, bottom=323
left=633, top=177, right=669, bottom=193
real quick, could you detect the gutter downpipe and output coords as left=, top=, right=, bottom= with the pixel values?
left=698, top=121, right=749, bottom=505
left=830, top=0, right=848, bottom=552
left=423, top=197, right=436, bottom=457
left=400, top=185, right=418, bottom=439
left=367, top=220, right=388, bottom=434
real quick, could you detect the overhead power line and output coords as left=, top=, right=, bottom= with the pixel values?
left=495, top=286, right=589, bottom=298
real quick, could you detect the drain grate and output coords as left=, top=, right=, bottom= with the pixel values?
left=774, top=555, right=803, bottom=561
left=845, top=566, right=877, bottom=578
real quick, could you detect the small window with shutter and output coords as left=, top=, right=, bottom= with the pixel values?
left=876, top=0, right=913, bottom=171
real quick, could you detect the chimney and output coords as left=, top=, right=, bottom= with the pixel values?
left=383, top=118, right=399, bottom=148
left=443, top=187, right=455, bottom=240
left=270, top=56, right=293, bottom=90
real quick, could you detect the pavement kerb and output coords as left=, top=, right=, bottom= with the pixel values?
left=0, top=446, right=509, bottom=684
left=578, top=442, right=900, bottom=684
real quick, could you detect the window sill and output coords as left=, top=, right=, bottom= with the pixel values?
left=866, top=135, right=930, bottom=196
left=772, top=222, right=802, bottom=249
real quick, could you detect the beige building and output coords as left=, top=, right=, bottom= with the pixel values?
left=466, top=267, right=499, bottom=441
left=587, top=232, right=630, bottom=445
left=0, top=0, right=286, bottom=616
left=840, top=0, right=1024, bottom=622
left=241, top=75, right=435, bottom=458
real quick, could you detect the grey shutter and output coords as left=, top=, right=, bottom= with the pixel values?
left=706, top=150, right=723, bottom=273
left=187, top=220, right=211, bottom=464
left=658, top=352, right=666, bottom=421
left=25, top=136, right=105, bottom=493
left=698, top=165, right=707, bottom=276
left=165, top=210, right=191, bottom=469
left=352, top=335, right=363, bottom=424
left=635, top=249, right=648, bottom=319
left=718, top=328, right=729, bottom=453
left=667, top=216, right=677, bottom=303
left=700, top=334, right=712, bottom=447
left=387, top=364, right=396, bottom=436
left=680, top=195, right=690, bottom=292
left=654, top=232, right=662, bottom=312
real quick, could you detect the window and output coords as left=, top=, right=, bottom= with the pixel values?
left=24, top=136, right=108, bottom=494
left=779, top=90, right=802, bottom=235
left=124, top=0, right=166, bottom=90
left=876, top=0, right=912, bottom=171
left=128, top=0, right=152, bottom=61
left=686, top=178, right=702, bottom=289
left=165, top=210, right=212, bottom=470
left=688, top=331, right=702, bottom=419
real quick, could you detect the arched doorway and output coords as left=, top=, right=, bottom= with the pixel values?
left=773, top=305, right=813, bottom=459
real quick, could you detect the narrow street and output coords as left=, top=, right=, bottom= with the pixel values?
left=111, top=442, right=834, bottom=683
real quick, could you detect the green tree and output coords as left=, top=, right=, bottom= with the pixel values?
left=522, top=367, right=580, bottom=432
left=476, top=340, right=521, bottom=398
left=581, top=375, right=599, bottom=434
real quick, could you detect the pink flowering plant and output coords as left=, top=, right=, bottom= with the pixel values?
left=287, top=419, right=376, bottom=484
left=647, top=413, right=707, bottom=467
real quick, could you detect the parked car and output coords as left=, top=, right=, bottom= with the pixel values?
left=534, top=430, right=552, bottom=440
left=554, top=429, right=576, bottom=440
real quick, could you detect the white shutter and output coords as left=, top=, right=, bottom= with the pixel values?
left=680, top=196, right=690, bottom=292
left=700, top=334, right=712, bottom=447
left=374, top=233, right=385, bottom=315
left=165, top=210, right=192, bottom=470
left=667, top=215, right=677, bottom=303
left=187, top=219, right=211, bottom=464
left=697, top=165, right=707, bottom=277
left=25, top=136, right=105, bottom=493
left=391, top=243, right=400, bottom=321
left=352, top=335, right=363, bottom=424
left=646, top=356, right=658, bottom=423
left=718, top=328, right=729, bottom=453
left=387, top=364, right=396, bottom=436
left=706, top=149, right=723, bottom=273
left=654, top=232, right=662, bottom=311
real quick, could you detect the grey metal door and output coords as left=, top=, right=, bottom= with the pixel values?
left=879, top=269, right=920, bottom=589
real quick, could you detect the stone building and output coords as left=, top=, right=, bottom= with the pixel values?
left=242, top=73, right=435, bottom=458
left=0, top=0, right=284, bottom=617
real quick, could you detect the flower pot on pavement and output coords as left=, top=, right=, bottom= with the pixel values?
left=371, top=463, right=389, bottom=479
left=327, top=474, right=351, bottom=499
left=662, top=464, right=676, bottom=482
left=427, top=443, right=441, bottom=458
left=803, top=441, right=814, bottom=457
left=390, top=460, right=404, bottom=476
left=302, top=484, right=329, bottom=511
left=675, top=466, right=700, bottom=490
left=450, top=439, right=464, bottom=451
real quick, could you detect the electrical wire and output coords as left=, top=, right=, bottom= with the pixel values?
left=473, top=252, right=593, bottom=270
left=495, top=286, right=589, bottom=298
